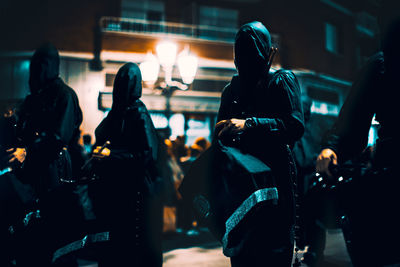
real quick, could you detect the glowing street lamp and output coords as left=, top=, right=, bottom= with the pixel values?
left=177, top=47, right=198, bottom=85
left=156, top=41, right=177, bottom=85
left=141, top=41, right=198, bottom=87
left=140, top=40, right=198, bottom=127
left=139, top=52, right=159, bottom=84
left=156, top=41, right=177, bottom=66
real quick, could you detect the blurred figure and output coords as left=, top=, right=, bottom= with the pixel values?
left=215, top=21, right=304, bottom=266
left=162, top=138, right=184, bottom=206
left=14, top=42, right=83, bottom=191
left=176, top=138, right=209, bottom=233
left=11, top=42, right=83, bottom=266
left=91, top=62, right=163, bottom=267
left=164, top=138, right=185, bottom=198
left=292, top=98, right=327, bottom=266
left=0, top=110, right=35, bottom=267
left=82, top=134, right=93, bottom=157
left=172, top=135, right=189, bottom=162
left=180, top=137, right=210, bottom=174
left=316, top=17, right=400, bottom=266
left=193, top=136, right=211, bottom=152
left=161, top=138, right=184, bottom=234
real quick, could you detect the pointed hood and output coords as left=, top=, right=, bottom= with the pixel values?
left=111, top=62, right=142, bottom=112
left=234, top=21, right=272, bottom=84
left=29, top=42, right=60, bottom=94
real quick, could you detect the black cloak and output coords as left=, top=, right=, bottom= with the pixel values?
left=216, top=21, right=304, bottom=260
left=322, top=18, right=400, bottom=163
left=92, top=62, right=162, bottom=267
left=218, top=21, right=304, bottom=155
left=319, top=19, right=400, bottom=266
left=16, top=42, right=83, bottom=192
left=11, top=43, right=83, bottom=266
left=180, top=22, right=304, bottom=263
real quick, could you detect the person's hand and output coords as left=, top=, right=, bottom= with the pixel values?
left=215, top=120, right=228, bottom=136
left=7, top=148, right=26, bottom=164
left=92, top=146, right=111, bottom=158
left=316, top=148, right=338, bottom=178
left=215, top=119, right=246, bottom=138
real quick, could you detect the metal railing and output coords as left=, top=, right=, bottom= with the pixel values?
left=100, top=16, right=237, bottom=43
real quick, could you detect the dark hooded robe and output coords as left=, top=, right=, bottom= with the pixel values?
left=92, top=62, right=163, bottom=267
left=216, top=21, right=304, bottom=266
left=320, top=19, right=400, bottom=266
left=16, top=43, right=83, bottom=193
left=13, top=43, right=83, bottom=266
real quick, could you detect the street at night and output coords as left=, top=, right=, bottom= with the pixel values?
left=75, top=228, right=352, bottom=266
left=2, top=0, right=400, bottom=266
left=162, top=228, right=352, bottom=267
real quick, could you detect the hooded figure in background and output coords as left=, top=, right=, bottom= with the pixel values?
left=215, top=21, right=304, bottom=266
left=92, top=62, right=163, bottom=267
left=15, top=42, right=83, bottom=193
left=316, top=17, right=400, bottom=266
left=9, top=42, right=83, bottom=266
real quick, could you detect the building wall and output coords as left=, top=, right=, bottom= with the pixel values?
left=60, top=58, right=106, bottom=138
left=239, top=0, right=377, bottom=81
left=102, top=33, right=235, bottom=60
left=1, top=0, right=381, bottom=80
left=0, top=0, right=386, bottom=142
left=1, top=0, right=121, bottom=53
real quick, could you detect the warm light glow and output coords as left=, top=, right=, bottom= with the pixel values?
left=139, top=52, right=160, bottom=83
left=177, top=49, right=198, bottom=84
left=156, top=41, right=177, bottom=68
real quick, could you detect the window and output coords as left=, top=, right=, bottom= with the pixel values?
left=199, top=6, right=238, bottom=28
left=307, top=86, right=340, bottom=116
left=186, top=115, right=212, bottom=145
left=307, top=86, right=339, bottom=104
left=198, top=6, right=238, bottom=41
left=325, top=22, right=341, bottom=54
left=121, top=0, right=165, bottom=21
left=147, top=10, right=163, bottom=22
left=105, top=73, right=116, bottom=87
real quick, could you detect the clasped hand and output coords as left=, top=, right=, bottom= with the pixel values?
left=215, top=118, right=247, bottom=138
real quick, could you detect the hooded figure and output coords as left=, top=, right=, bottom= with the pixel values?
left=92, top=63, right=163, bottom=267
left=234, top=21, right=272, bottom=90
left=12, top=43, right=83, bottom=266
left=16, top=42, right=83, bottom=191
left=316, top=18, right=400, bottom=267
left=28, top=43, right=60, bottom=95
left=215, top=21, right=304, bottom=266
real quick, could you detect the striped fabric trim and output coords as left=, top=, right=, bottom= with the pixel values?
left=222, top=187, right=278, bottom=257
left=52, top=231, right=110, bottom=263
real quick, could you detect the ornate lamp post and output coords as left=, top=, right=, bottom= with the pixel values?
left=140, top=41, right=198, bottom=126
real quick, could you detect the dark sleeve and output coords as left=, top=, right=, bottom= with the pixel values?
left=53, top=89, right=82, bottom=145
left=110, top=107, right=158, bottom=166
left=322, top=53, right=382, bottom=161
left=141, top=108, right=159, bottom=165
left=248, top=70, right=305, bottom=146
left=216, top=84, right=232, bottom=123
left=213, top=84, right=233, bottom=143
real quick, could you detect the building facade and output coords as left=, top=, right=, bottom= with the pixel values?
left=1, top=0, right=386, bottom=144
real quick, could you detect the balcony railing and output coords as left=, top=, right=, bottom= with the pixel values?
left=100, top=16, right=237, bottom=43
